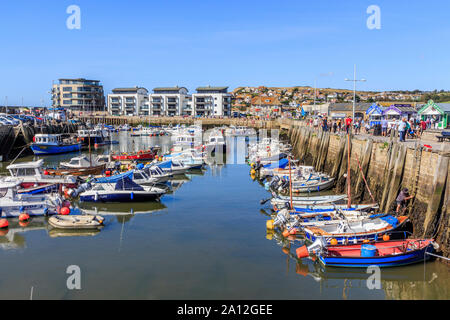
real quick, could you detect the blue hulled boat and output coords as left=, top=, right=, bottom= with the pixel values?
left=316, top=239, right=436, bottom=268
left=31, top=134, right=81, bottom=155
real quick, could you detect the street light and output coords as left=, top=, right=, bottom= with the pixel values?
left=345, top=65, right=366, bottom=120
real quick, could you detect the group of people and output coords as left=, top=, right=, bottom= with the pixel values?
left=307, top=115, right=435, bottom=142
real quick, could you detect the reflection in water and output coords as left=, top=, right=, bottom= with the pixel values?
left=0, top=131, right=448, bottom=299
left=48, top=229, right=101, bottom=238
left=267, top=228, right=450, bottom=300
left=0, top=218, right=47, bottom=250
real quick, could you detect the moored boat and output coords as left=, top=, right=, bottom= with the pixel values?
left=0, top=180, right=64, bottom=218
left=79, top=176, right=166, bottom=202
left=315, top=239, right=437, bottom=268
left=111, top=149, right=157, bottom=161
left=5, top=160, right=78, bottom=189
left=31, top=134, right=81, bottom=155
left=303, top=215, right=409, bottom=245
left=48, top=214, right=104, bottom=230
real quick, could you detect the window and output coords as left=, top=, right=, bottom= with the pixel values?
left=17, top=168, right=36, bottom=176
left=63, top=87, right=72, bottom=92
left=134, top=173, right=144, bottom=180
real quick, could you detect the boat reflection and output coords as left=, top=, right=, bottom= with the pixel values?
left=267, top=229, right=449, bottom=299
left=48, top=228, right=101, bottom=238
left=0, top=218, right=47, bottom=250
left=75, top=201, right=167, bottom=218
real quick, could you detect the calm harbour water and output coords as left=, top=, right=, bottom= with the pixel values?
left=0, top=132, right=448, bottom=300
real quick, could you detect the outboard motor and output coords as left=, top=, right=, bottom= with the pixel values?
left=296, top=238, right=327, bottom=259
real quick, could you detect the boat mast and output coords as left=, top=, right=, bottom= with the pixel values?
left=288, top=156, right=293, bottom=211
left=347, top=131, right=351, bottom=208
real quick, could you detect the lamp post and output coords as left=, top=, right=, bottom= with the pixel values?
left=345, top=65, right=366, bottom=120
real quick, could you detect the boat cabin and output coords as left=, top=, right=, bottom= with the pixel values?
left=6, top=160, right=46, bottom=178
left=63, top=156, right=93, bottom=168
left=33, top=134, right=63, bottom=146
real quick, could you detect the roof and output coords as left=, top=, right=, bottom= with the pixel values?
left=251, top=96, right=282, bottom=106
left=112, top=87, right=148, bottom=93
left=196, top=86, right=228, bottom=92
left=153, top=86, right=188, bottom=93
left=7, top=159, right=44, bottom=170
left=418, top=100, right=450, bottom=114
left=58, top=78, right=100, bottom=82
left=329, top=103, right=373, bottom=112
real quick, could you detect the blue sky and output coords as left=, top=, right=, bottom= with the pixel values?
left=0, top=0, right=449, bottom=105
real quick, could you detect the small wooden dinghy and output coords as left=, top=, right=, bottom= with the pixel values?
left=48, top=215, right=104, bottom=230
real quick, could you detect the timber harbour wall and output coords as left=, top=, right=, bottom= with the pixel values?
left=287, top=124, right=450, bottom=259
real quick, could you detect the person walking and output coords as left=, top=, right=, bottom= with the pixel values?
left=332, top=121, right=337, bottom=133
left=398, top=118, right=407, bottom=142
left=381, top=118, right=388, bottom=137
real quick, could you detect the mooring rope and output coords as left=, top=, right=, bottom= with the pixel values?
left=425, top=252, right=450, bottom=261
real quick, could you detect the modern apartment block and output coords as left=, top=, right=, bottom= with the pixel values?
left=150, top=86, right=190, bottom=116
left=105, top=85, right=231, bottom=117
left=108, top=87, right=149, bottom=116
left=51, top=78, right=105, bottom=111
left=192, top=86, right=231, bottom=116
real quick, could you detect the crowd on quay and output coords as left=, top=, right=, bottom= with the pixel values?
left=306, top=115, right=437, bottom=142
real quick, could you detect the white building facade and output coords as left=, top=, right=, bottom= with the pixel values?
left=150, top=87, right=190, bottom=116
left=192, top=87, right=231, bottom=117
left=108, top=87, right=149, bottom=116
left=107, top=85, right=231, bottom=117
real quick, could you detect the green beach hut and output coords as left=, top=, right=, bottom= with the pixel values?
left=418, top=100, right=450, bottom=129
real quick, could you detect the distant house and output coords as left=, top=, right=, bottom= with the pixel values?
left=418, top=100, right=450, bottom=129
left=250, top=96, right=282, bottom=116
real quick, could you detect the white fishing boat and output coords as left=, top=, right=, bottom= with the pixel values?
left=0, top=180, right=63, bottom=218
left=4, top=160, right=78, bottom=189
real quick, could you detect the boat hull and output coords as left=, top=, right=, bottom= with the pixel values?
left=318, top=241, right=434, bottom=268
left=31, top=143, right=81, bottom=155
left=80, top=191, right=162, bottom=202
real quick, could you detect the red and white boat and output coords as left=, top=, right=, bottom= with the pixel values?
left=111, top=149, right=157, bottom=161
left=4, top=160, right=78, bottom=189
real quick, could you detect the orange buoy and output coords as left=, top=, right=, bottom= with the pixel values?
left=43, top=170, right=49, bottom=175
left=60, top=207, right=70, bottom=216
left=295, top=263, right=309, bottom=276
left=19, top=213, right=30, bottom=222
left=363, top=239, right=370, bottom=244
left=282, top=229, right=290, bottom=238
left=19, top=220, right=30, bottom=228
left=296, top=245, right=309, bottom=259
left=330, top=238, right=338, bottom=246
left=0, top=219, right=9, bottom=229
left=383, top=234, right=390, bottom=241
